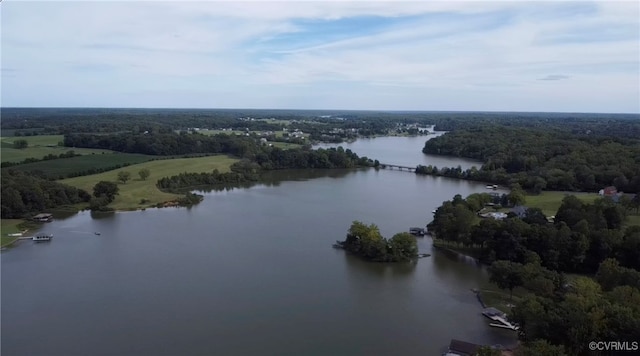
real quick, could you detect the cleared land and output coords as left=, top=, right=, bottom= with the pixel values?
left=3, top=153, right=155, bottom=179
left=61, top=155, right=239, bottom=210
left=1, top=219, right=29, bottom=247
left=525, top=191, right=601, bottom=216
left=1, top=135, right=112, bottom=162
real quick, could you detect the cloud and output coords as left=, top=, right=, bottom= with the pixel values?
left=2, top=0, right=639, bottom=112
left=538, top=75, right=571, bottom=81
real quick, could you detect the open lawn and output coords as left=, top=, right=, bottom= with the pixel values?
left=525, top=191, right=601, bottom=216
left=1, top=135, right=112, bottom=162
left=3, top=153, right=155, bottom=179
left=1, top=219, right=28, bottom=247
left=270, top=142, right=303, bottom=149
left=61, top=155, right=239, bottom=210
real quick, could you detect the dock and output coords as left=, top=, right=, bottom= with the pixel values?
left=482, top=307, right=519, bottom=331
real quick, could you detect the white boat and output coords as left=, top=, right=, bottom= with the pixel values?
left=33, top=234, right=53, bottom=242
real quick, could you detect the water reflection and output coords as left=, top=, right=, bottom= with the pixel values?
left=89, top=210, right=116, bottom=220
left=194, top=169, right=358, bottom=194
left=343, top=253, right=417, bottom=279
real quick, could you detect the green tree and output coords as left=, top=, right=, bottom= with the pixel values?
left=117, top=171, right=132, bottom=184
left=515, top=340, right=568, bottom=356
left=489, top=260, right=524, bottom=301
left=507, top=184, right=526, bottom=206
left=595, top=258, right=623, bottom=291
left=476, top=346, right=501, bottom=356
left=13, top=139, right=28, bottom=149
left=93, top=181, right=119, bottom=203
left=388, top=232, right=418, bottom=261
left=138, top=168, right=150, bottom=181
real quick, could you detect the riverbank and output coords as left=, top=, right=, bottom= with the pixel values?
left=0, top=219, right=40, bottom=248
left=60, top=155, right=239, bottom=211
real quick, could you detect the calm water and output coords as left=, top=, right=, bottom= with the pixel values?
left=313, top=134, right=482, bottom=170
left=2, top=138, right=513, bottom=356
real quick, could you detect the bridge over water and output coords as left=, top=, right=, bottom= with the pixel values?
left=378, top=163, right=416, bottom=172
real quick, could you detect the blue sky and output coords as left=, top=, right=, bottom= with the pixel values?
left=2, top=0, right=639, bottom=113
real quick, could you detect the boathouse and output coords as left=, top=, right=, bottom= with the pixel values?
left=33, top=213, right=53, bottom=222
left=444, top=339, right=480, bottom=356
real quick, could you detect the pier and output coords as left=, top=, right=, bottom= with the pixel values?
left=378, top=163, right=416, bottom=172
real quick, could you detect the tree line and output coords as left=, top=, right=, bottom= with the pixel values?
left=422, top=125, right=640, bottom=193
left=156, top=147, right=373, bottom=192
left=1, top=170, right=91, bottom=218
left=432, top=193, right=639, bottom=273
left=1, top=150, right=81, bottom=168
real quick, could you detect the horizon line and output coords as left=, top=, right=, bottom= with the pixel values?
left=2, top=106, right=639, bottom=116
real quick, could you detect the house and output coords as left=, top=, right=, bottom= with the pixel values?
left=599, top=186, right=618, bottom=196
left=510, top=206, right=528, bottom=218
left=444, top=339, right=480, bottom=356
left=479, top=212, right=507, bottom=220
left=260, top=138, right=268, bottom=145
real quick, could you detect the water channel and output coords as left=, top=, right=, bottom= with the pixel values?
left=1, top=136, right=516, bottom=356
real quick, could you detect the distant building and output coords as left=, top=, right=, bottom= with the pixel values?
left=479, top=212, right=508, bottom=220
left=599, top=186, right=618, bottom=196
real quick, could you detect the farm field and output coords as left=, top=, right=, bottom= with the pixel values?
left=61, top=155, right=239, bottom=210
left=2, top=153, right=155, bottom=179
left=1, top=135, right=112, bottom=162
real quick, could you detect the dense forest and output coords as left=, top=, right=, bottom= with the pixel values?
left=430, top=193, right=640, bottom=354
left=1, top=170, right=91, bottom=218
left=422, top=125, right=640, bottom=192
left=336, top=221, right=418, bottom=262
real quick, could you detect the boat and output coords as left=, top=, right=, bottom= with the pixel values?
left=409, top=227, right=426, bottom=236
left=482, top=307, right=519, bottom=331
left=33, top=234, right=53, bottom=242
left=94, top=232, right=101, bottom=235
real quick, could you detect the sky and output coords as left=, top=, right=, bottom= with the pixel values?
left=1, top=0, right=639, bottom=113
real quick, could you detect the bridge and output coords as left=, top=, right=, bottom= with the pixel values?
left=378, top=163, right=416, bottom=172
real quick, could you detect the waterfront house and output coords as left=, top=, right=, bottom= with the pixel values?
left=510, top=206, right=528, bottom=218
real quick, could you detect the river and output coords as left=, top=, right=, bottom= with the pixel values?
left=1, top=136, right=515, bottom=356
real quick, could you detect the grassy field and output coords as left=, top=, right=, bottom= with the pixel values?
left=1, top=135, right=112, bottom=162
left=0, top=219, right=36, bottom=247
left=524, top=191, right=601, bottom=216
left=270, top=142, right=303, bottom=149
left=61, top=155, right=239, bottom=210
left=3, top=152, right=155, bottom=179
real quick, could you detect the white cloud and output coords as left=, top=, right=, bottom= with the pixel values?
left=2, top=0, right=639, bottom=112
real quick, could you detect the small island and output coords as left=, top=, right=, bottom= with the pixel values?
left=334, top=221, right=421, bottom=262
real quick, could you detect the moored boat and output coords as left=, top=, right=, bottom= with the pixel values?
left=33, top=234, right=53, bottom=242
